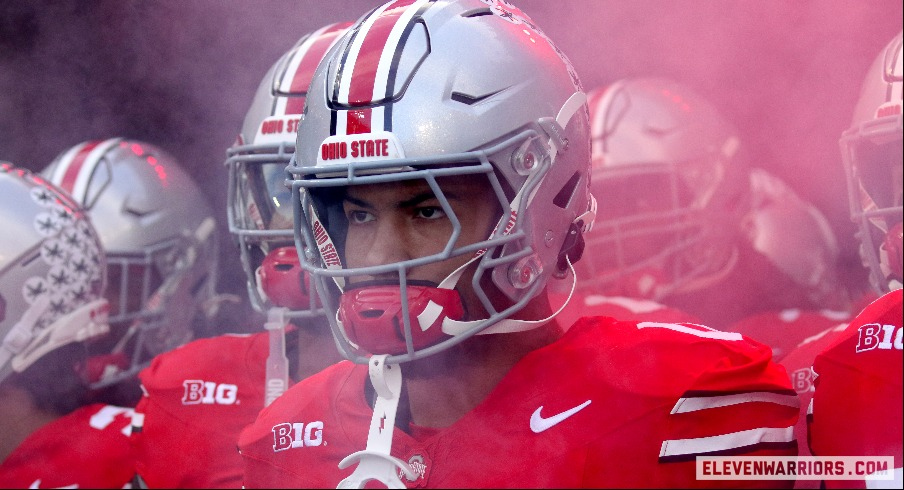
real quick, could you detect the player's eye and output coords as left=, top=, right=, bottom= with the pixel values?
left=348, top=210, right=374, bottom=224
left=415, top=207, right=446, bottom=220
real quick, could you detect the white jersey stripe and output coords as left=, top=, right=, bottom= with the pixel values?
left=659, top=426, right=795, bottom=458
left=638, top=321, right=744, bottom=341
left=671, top=392, right=799, bottom=414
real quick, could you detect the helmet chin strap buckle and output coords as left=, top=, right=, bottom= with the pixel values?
left=337, top=355, right=415, bottom=489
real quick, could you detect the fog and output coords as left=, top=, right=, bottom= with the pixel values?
left=1, top=0, right=900, bottom=301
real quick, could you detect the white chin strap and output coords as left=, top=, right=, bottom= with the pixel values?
left=264, top=307, right=290, bottom=407
left=337, top=355, right=414, bottom=489
left=439, top=254, right=578, bottom=336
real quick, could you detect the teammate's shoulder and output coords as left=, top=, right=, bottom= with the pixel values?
left=139, top=331, right=266, bottom=385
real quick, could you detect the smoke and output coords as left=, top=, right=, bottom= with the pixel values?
left=1, top=0, right=900, bottom=304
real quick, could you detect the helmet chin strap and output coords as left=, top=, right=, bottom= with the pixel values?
left=337, top=355, right=414, bottom=489
left=439, top=253, right=578, bottom=336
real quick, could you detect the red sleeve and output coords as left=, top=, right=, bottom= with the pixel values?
left=0, top=404, right=136, bottom=489
left=809, top=289, right=903, bottom=489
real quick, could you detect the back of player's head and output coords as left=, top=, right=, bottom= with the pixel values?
left=0, top=163, right=108, bottom=401
left=226, top=22, right=351, bottom=320
left=572, top=77, right=749, bottom=300
left=42, top=139, right=218, bottom=387
left=840, top=31, right=903, bottom=293
left=290, top=0, right=593, bottom=363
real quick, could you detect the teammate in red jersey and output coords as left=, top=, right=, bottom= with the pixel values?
left=807, top=31, right=903, bottom=489
left=0, top=164, right=134, bottom=488
left=127, top=23, right=351, bottom=488
left=238, top=1, right=799, bottom=487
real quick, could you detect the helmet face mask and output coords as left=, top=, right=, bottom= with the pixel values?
left=840, top=31, right=904, bottom=293
left=290, top=0, right=593, bottom=364
left=572, top=78, right=750, bottom=301
left=226, top=22, right=351, bottom=319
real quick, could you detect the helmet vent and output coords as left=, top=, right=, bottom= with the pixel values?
left=552, top=172, right=581, bottom=209
left=451, top=90, right=499, bottom=106
left=461, top=8, right=493, bottom=18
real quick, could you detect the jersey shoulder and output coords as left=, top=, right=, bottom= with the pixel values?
left=0, top=404, right=135, bottom=489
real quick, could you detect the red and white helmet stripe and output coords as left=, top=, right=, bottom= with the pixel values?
left=330, top=0, right=434, bottom=136
left=276, top=22, right=350, bottom=117
left=47, top=138, right=121, bottom=203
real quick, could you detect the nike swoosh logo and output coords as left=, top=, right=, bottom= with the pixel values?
left=530, top=400, right=592, bottom=433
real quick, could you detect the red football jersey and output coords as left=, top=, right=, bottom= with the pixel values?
left=132, top=332, right=280, bottom=488
left=548, top=292, right=702, bottom=328
left=809, top=289, right=903, bottom=489
left=778, top=322, right=849, bottom=489
left=0, top=403, right=135, bottom=489
left=240, top=317, right=799, bottom=488
left=729, top=309, right=852, bottom=361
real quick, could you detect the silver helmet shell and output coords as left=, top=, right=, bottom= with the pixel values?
left=43, top=138, right=218, bottom=385
left=291, top=0, right=593, bottom=363
left=226, top=22, right=351, bottom=318
left=0, top=163, right=108, bottom=384
left=839, top=31, right=903, bottom=293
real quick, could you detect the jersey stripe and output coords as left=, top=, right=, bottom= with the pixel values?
left=659, top=426, right=795, bottom=459
left=671, top=392, right=799, bottom=414
left=637, top=322, right=744, bottom=341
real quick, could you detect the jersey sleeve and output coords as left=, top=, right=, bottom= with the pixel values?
left=624, top=322, right=800, bottom=488
left=0, top=404, right=136, bottom=489
left=808, top=289, right=903, bottom=489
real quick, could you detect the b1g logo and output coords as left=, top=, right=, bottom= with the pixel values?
left=182, top=380, right=239, bottom=405
left=855, top=324, right=903, bottom=353
left=790, top=366, right=816, bottom=393
left=272, top=421, right=324, bottom=451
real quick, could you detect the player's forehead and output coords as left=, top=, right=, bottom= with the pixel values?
left=342, top=173, right=493, bottom=207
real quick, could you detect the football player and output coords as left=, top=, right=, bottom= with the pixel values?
left=0, top=163, right=134, bottom=488
left=807, top=30, right=903, bottom=489
left=127, top=23, right=351, bottom=488
left=42, top=138, right=222, bottom=408
left=238, top=1, right=799, bottom=487
left=563, top=77, right=850, bottom=332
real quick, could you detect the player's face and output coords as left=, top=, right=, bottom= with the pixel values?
left=341, top=174, right=500, bottom=288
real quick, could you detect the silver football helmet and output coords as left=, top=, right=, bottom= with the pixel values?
left=290, top=0, right=593, bottom=364
left=0, top=163, right=109, bottom=384
left=840, top=31, right=903, bottom=293
left=42, top=139, right=218, bottom=387
left=572, top=77, right=750, bottom=300
left=226, top=22, right=351, bottom=319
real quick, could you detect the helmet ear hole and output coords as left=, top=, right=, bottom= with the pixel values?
left=552, top=172, right=581, bottom=209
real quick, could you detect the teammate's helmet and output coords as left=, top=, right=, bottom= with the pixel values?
left=840, top=31, right=903, bottom=293
left=0, top=163, right=108, bottom=384
left=573, top=78, right=750, bottom=300
left=743, top=168, right=845, bottom=308
left=226, top=22, right=350, bottom=318
left=290, top=0, right=593, bottom=363
left=43, top=139, right=218, bottom=386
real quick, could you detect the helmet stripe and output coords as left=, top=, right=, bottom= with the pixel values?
left=333, top=0, right=432, bottom=135
left=279, top=22, right=350, bottom=116
left=54, top=138, right=122, bottom=205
